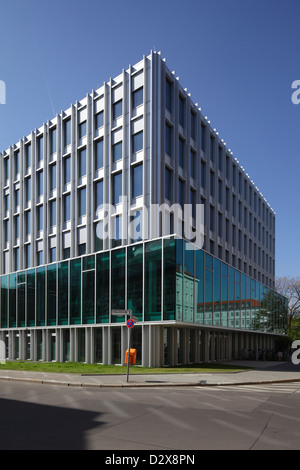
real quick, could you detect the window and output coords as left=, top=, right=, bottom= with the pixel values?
left=179, top=95, right=185, bottom=127
left=190, top=149, right=196, bottom=178
left=178, top=179, right=185, bottom=208
left=37, top=136, right=44, bottom=162
left=25, top=245, right=31, bottom=269
left=37, top=206, right=43, bottom=231
left=201, top=160, right=206, bottom=188
left=165, top=167, right=172, bottom=201
left=112, top=141, right=122, bottom=162
left=113, top=173, right=122, bottom=205
left=78, top=148, right=86, bottom=178
left=132, top=131, right=143, bottom=153
left=50, top=247, right=56, bottom=263
left=50, top=128, right=56, bottom=155
left=95, top=111, right=104, bottom=130
left=37, top=171, right=43, bottom=197
left=25, top=211, right=31, bottom=236
left=132, top=87, right=143, bottom=109
left=63, top=156, right=71, bottom=185
left=4, top=194, right=9, bottom=213
left=79, top=121, right=87, bottom=139
left=165, top=78, right=172, bottom=112
left=64, top=119, right=71, bottom=147
left=26, top=144, right=31, bottom=169
left=14, top=151, right=20, bottom=178
left=14, top=248, right=20, bottom=271
left=218, top=146, right=223, bottom=171
left=201, top=124, right=206, bottom=152
left=210, top=135, right=214, bottom=162
left=218, top=179, right=223, bottom=205
left=50, top=200, right=56, bottom=227
left=210, top=171, right=215, bottom=197
left=179, top=137, right=185, bottom=168
left=113, top=100, right=122, bottom=120
left=4, top=220, right=9, bottom=243
left=50, top=164, right=56, bottom=191
left=95, top=180, right=103, bottom=211
left=15, top=188, right=20, bottom=210
left=63, top=194, right=71, bottom=222
left=95, top=139, right=103, bottom=170
left=130, top=211, right=143, bottom=242
left=132, top=164, right=143, bottom=198
left=78, top=187, right=86, bottom=217
left=112, top=215, right=122, bottom=248
left=190, top=189, right=196, bottom=219
left=4, top=158, right=9, bottom=180
left=191, top=111, right=196, bottom=140
left=165, top=122, right=172, bottom=156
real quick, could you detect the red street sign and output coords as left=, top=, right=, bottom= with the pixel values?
left=127, top=319, right=135, bottom=329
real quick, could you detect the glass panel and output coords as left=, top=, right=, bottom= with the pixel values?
left=70, top=258, right=81, bottom=325
left=235, top=270, right=241, bottom=328
left=111, top=248, right=126, bottom=323
left=95, top=139, right=103, bottom=170
left=113, top=173, right=122, bottom=205
left=145, top=240, right=162, bottom=321
left=47, top=265, right=56, bottom=326
left=195, top=249, right=204, bottom=324
left=1, top=276, right=8, bottom=328
left=58, top=262, right=69, bottom=325
left=9, top=274, right=17, bottom=328
left=78, top=149, right=86, bottom=178
left=127, top=244, right=143, bottom=321
left=228, top=267, right=235, bottom=328
left=96, top=252, right=110, bottom=324
left=132, top=131, right=143, bottom=153
left=17, top=283, right=25, bottom=327
left=83, top=270, right=95, bottom=324
left=183, top=242, right=194, bottom=323
left=204, top=269, right=213, bottom=325
left=27, top=269, right=35, bottom=327
left=132, top=164, right=143, bottom=198
left=213, top=259, right=221, bottom=326
left=163, top=238, right=176, bottom=321
left=132, top=88, right=143, bottom=108
left=112, top=327, right=121, bottom=364
left=175, top=238, right=183, bottom=321
left=131, top=326, right=142, bottom=365
left=113, top=141, right=122, bottom=162
left=83, top=255, right=95, bottom=271
left=36, top=266, right=46, bottom=326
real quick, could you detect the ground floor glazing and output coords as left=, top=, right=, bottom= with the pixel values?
left=0, top=324, right=282, bottom=366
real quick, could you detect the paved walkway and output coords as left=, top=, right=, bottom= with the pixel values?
left=0, top=361, right=300, bottom=388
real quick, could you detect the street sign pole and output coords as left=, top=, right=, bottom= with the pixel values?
left=112, top=309, right=134, bottom=383
left=126, top=310, right=132, bottom=383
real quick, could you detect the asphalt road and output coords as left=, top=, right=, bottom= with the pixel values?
left=0, top=376, right=300, bottom=450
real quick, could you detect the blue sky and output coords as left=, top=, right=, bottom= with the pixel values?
left=0, top=0, right=299, bottom=279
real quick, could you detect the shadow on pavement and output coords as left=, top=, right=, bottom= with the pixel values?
left=0, top=398, right=103, bottom=450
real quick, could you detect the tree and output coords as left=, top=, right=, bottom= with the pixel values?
left=275, top=276, right=300, bottom=331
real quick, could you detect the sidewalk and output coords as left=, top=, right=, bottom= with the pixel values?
left=0, top=361, right=300, bottom=388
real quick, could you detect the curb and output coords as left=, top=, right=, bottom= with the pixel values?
left=0, top=375, right=300, bottom=388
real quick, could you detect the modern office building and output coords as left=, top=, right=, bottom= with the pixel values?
left=0, top=51, right=288, bottom=366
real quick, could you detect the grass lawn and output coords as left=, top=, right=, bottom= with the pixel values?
left=0, top=361, right=252, bottom=375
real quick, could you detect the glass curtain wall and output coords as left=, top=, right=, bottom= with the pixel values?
left=0, top=238, right=288, bottom=334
